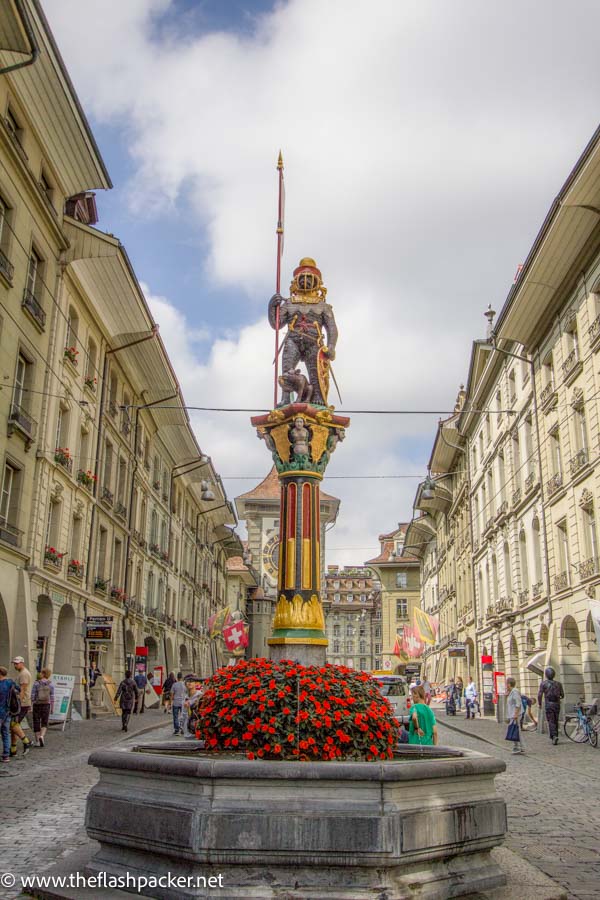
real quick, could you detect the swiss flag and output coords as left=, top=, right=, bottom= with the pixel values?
left=222, top=621, right=249, bottom=651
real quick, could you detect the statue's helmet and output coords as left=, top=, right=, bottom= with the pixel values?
left=293, top=257, right=322, bottom=292
left=544, top=666, right=555, bottom=680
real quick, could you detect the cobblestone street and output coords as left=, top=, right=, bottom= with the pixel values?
left=0, top=706, right=598, bottom=899
left=0, top=708, right=171, bottom=900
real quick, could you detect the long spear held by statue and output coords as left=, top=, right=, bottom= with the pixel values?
left=273, top=151, right=285, bottom=408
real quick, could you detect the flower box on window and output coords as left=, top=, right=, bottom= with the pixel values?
left=77, top=469, right=97, bottom=490
left=44, top=546, right=65, bottom=568
left=84, top=376, right=97, bottom=392
left=64, top=346, right=79, bottom=365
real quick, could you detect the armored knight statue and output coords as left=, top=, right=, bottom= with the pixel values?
left=269, top=257, right=338, bottom=406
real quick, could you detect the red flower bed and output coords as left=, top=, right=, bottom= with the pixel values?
left=196, top=658, right=399, bottom=761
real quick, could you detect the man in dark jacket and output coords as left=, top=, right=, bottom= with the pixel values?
left=116, top=671, right=139, bottom=732
left=134, top=669, right=147, bottom=714
left=538, top=666, right=564, bottom=745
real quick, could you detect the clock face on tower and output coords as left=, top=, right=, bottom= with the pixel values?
left=262, top=533, right=280, bottom=584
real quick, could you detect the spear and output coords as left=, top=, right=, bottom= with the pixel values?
left=274, top=151, right=284, bottom=408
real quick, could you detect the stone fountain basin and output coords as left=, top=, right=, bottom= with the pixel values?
left=85, top=741, right=507, bottom=899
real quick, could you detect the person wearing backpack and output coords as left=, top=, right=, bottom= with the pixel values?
left=115, top=670, right=139, bottom=732
left=10, top=656, right=33, bottom=757
left=0, top=666, right=20, bottom=762
left=538, top=666, right=564, bottom=745
left=31, top=668, right=55, bottom=747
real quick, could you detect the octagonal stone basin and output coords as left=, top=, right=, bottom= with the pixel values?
left=85, top=741, right=507, bottom=900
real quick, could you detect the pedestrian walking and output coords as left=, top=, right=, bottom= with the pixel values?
left=408, top=685, right=438, bottom=745
left=0, top=665, right=19, bottom=762
left=31, top=667, right=54, bottom=747
left=10, top=656, right=33, bottom=757
left=505, top=677, right=525, bottom=754
left=134, top=669, right=147, bottom=714
left=455, top=677, right=464, bottom=711
left=445, top=678, right=457, bottom=715
left=538, top=666, right=564, bottom=745
left=162, top=671, right=175, bottom=714
left=170, top=672, right=187, bottom=734
left=115, top=670, right=139, bottom=732
left=464, top=677, right=478, bottom=718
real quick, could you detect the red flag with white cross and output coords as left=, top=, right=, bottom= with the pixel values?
left=222, top=620, right=249, bottom=651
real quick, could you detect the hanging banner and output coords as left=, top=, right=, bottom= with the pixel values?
left=401, top=625, right=424, bottom=659
left=208, top=606, right=231, bottom=637
left=49, top=673, right=75, bottom=725
left=413, top=608, right=439, bottom=645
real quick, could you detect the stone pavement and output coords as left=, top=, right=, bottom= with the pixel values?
left=0, top=702, right=596, bottom=900
left=434, top=703, right=599, bottom=900
left=0, top=708, right=173, bottom=900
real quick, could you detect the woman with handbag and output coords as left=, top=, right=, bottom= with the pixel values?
left=505, top=677, right=525, bottom=755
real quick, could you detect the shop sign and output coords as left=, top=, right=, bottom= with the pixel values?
left=448, top=642, right=466, bottom=658
left=86, top=615, right=113, bottom=641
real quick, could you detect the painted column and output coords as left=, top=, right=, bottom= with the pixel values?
left=251, top=403, right=350, bottom=665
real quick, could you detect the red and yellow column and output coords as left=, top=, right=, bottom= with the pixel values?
left=251, top=403, right=349, bottom=665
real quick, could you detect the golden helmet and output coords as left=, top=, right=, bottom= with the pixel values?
left=293, top=257, right=322, bottom=292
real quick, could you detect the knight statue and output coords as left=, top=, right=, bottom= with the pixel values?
left=269, top=257, right=338, bottom=406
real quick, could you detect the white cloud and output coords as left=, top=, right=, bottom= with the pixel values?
left=45, top=0, right=600, bottom=564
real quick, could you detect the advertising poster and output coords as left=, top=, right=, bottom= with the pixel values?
left=49, top=673, right=76, bottom=727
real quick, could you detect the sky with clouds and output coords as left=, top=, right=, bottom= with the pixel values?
left=44, top=0, right=600, bottom=564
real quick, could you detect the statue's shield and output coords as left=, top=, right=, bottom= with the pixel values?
left=317, top=347, right=330, bottom=404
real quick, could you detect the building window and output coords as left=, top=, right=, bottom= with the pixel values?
left=396, top=598, right=408, bottom=619
left=0, top=461, right=21, bottom=540
left=556, top=519, right=570, bottom=585
left=333, top=640, right=340, bottom=654
left=374, top=643, right=381, bottom=655
left=347, top=593, right=354, bottom=603
left=360, top=593, right=366, bottom=602
left=396, top=572, right=408, bottom=589
left=333, top=592, right=340, bottom=603
left=550, top=428, right=562, bottom=476
left=374, top=625, right=381, bottom=638
left=582, top=506, right=598, bottom=563
left=359, top=657, right=367, bottom=670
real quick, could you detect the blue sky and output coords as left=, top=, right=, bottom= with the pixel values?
left=45, top=0, right=600, bottom=561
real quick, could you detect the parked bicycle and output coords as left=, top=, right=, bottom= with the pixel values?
left=563, top=701, right=599, bottom=746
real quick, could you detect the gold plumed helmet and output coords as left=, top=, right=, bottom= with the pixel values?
left=293, top=257, right=322, bottom=293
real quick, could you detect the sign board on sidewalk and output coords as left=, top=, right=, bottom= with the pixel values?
left=86, top=615, right=113, bottom=641
left=49, top=673, right=75, bottom=729
left=494, top=672, right=507, bottom=696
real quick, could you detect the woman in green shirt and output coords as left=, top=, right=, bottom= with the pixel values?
left=408, top=685, right=438, bottom=745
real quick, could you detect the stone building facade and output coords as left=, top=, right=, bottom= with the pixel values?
left=0, top=2, right=246, bottom=711
left=406, top=127, right=600, bottom=708
left=322, top=565, right=380, bottom=670
left=365, top=525, right=422, bottom=676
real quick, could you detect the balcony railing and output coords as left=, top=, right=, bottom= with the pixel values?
left=484, top=516, right=495, bottom=534
left=546, top=472, right=563, bottom=497
left=0, top=520, right=22, bottom=548
left=0, top=247, right=14, bottom=283
left=540, top=381, right=558, bottom=412
left=578, top=557, right=599, bottom=580
left=54, top=450, right=73, bottom=473
left=108, top=399, right=118, bottom=418
left=115, top=501, right=127, bottom=520
left=512, top=486, right=522, bottom=507
left=495, top=500, right=508, bottom=520
left=94, top=577, right=109, bottom=594
left=562, top=347, right=582, bottom=383
left=8, top=402, right=37, bottom=444
left=553, top=571, right=569, bottom=592
left=531, top=580, right=543, bottom=599
left=588, top=313, right=600, bottom=351
left=22, top=288, right=46, bottom=329
left=569, top=448, right=588, bottom=477
left=101, top=486, right=114, bottom=506
left=120, top=419, right=131, bottom=437
left=518, top=589, right=529, bottom=606
left=67, top=561, right=84, bottom=579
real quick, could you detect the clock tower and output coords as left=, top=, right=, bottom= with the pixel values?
left=235, top=467, right=339, bottom=659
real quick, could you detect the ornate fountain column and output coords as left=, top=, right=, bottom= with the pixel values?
left=251, top=403, right=350, bottom=665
